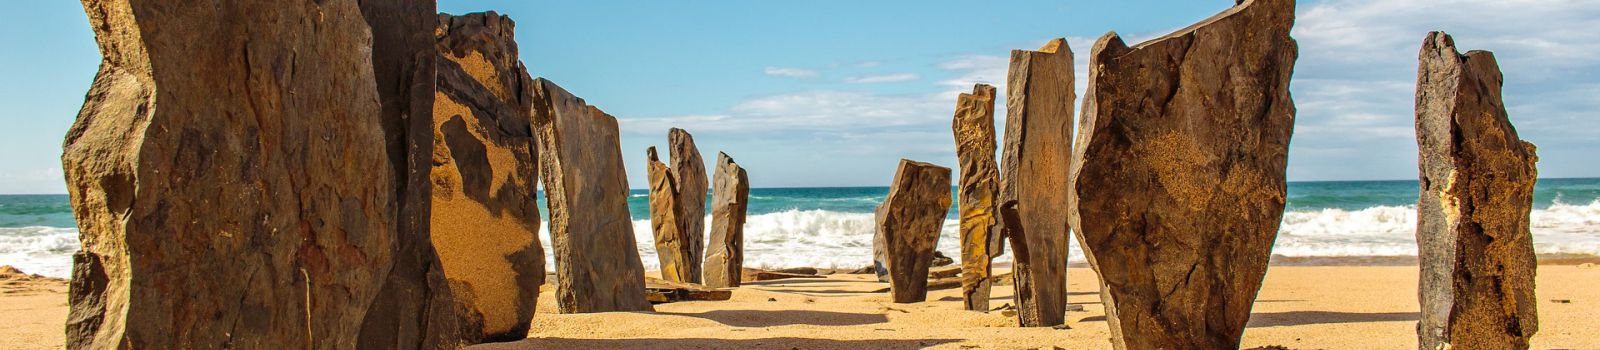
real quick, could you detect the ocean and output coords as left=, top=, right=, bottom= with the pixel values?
left=4, top=178, right=1599, bottom=278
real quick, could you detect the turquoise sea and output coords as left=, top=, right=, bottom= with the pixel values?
left=4, top=178, right=1599, bottom=277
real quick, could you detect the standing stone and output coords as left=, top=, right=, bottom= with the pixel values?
left=874, top=160, right=953, bottom=303
left=1069, top=0, right=1297, bottom=348
left=704, top=152, right=750, bottom=288
left=531, top=78, right=653, bottom=313
left=1415, top=31, right=1539, bottom=350
left=999, top=38, right=1074, bottom=327
left=668, top=128, right=708, bottom=284
left=953, top=84, right=1002, bottom=312
left=646, top=147, right=693, bottom=283
left=64, top=1, right=395, bottom=348
left=357, top=1, right=473, bottom=349
left=428, top=12, right=545, bottom=342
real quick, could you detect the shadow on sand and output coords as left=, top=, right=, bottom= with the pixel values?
left=470, top=337, right=961, bottom=350
left=658, top=309, right=890, bottom=327
left=1246, top=311, right=1420, bottom=328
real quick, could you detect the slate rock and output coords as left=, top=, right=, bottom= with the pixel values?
left=669, top=128, right=709, bottom=284
left=64, top=1, right=396, bottom=348
left=1415, top=31, right=1540, bottom=350
left=531, top=78, right=653, bottom=313
left=428, top=11, right=545, bottom=341
left=874, top=160, right=953, bottom=303
left=646, top=146, right=694, bottom=283
left=999, top=38, right=1075, bottom=327
left=1069, top=0, right=1298, bottom=348
left=952, top=83, right=1002, bottom=312
left=705, top=152, right=750, bottom=288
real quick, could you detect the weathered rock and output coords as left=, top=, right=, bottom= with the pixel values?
left=645, top=278, right=734, bottom=303
left=1069, top=0, right=1297, bottom=348
left=65, top=1, right=395, bottom=348
left=531, top=78, right=653, bottom=313
left=704, top=152, right=750, bottom=288
left=646, top=146, right=693, bottom=283
left=742, top=268, right=825, bottom=282
left=952, top=83, right=1002, bottom=312
left=668, top=128, right=709, bottom=284
left=1414, top=31, right=1540, bottom=350
left=875, top=160, right=953, bottom=303
left=427, top=12, right=545, bottom=342
left=999, top=38, right=1074, bottom=327
left=357, top=2, right=475, bottom=349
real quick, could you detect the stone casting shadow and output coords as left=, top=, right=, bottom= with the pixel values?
left=470, top=337, right=961, bottom=350
left=660, top=309, right=890, bottom=327
left=1246, top=311, right=1420, bottom=328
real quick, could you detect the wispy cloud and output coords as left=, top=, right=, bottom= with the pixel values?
left=763, top=66, right=820, bottom=79
left=844, top=73, right=920, bottom=84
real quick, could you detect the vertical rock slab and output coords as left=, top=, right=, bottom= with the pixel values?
left=64, top=1, right=394, bottom=348
left=1069, top=0, right=1297, bottom=348
left=668, top=128, right=708, bottom=284
left=704, top=152, right=749, bottom=288
left=531, top=78, right=653, bottom=313
left=953, top=84, right=1001, bottom=312
left=875, top=160, right=953, bottom=303
left=357, top=1, right=473, bottom=348
left=646, top=147, right=693, bottom=283
left=428, top=12, right=545, bottom=342
left=999, top=38, right=1074, bottom=327
left=1414, top=31, right=1539, bottom=350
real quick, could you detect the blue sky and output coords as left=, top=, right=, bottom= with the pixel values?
left=1, top=1, right=1596, bottom=193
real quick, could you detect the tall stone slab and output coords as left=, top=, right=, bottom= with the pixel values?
left=1069, top=0, right=1297, bottom=348
left=531, top=78, right=653, bottom=313
left=668, top=128, right=708, bottom=284
left=357, top=1, right=473, bottom=349
left=64, top=1, right=395, bottom=348
left=952, top=84, right=1002, bottom=312
left=428, top=12, right=545, bottom=342
left=875, top=160, right=953, bottom=303
left=704, top=152, right=750, bottom=288
left=999, top=38, right=1074, bottom=327
left=1415, top=31, right=1539, bottom=350
left=646, top=147, right=694, bottom=283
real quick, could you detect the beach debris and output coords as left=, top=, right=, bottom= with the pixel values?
left=773, top=267, right=819, bottom=275
left=420, top=11, right=548, bottom=341
left=874, top=159, right=953, bottom=303
left=953, top=83, right=1003, bottom=312
left=646, top=146, right=694, bottom=283
left=1414, top=31, right=1540, bottom=350
left=533, top=78, right=653, bottom=313
left=743, top=268, right=825, bottom=282
left=644, top=278, right=732, bottom=303
left=64, top=0, right=410, bottom=347
left=1000, top=37, right=1076, bottom=328
left=1551, top=299, right=1572, bottom=304
left=705, top=152, right=750, bottom=288
left=1069, top=0, right=1298, bottom=348
left=930, top=266, right=962, bottom=279
left=932, top=250, right=956, bottom=267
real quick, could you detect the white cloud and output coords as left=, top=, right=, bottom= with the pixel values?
left=763, top=66, right=819, bottom=79
left=619, top=90, right=952, bottom=136
left=844, top=73, right=920, bottom=84
left=854, top=61, right=882, bottom=68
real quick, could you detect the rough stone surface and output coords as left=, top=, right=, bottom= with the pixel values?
left=668, top=128, right=708, bottom=284
left=704, top=152, right=750, bottom=288
left=952, top=83, right=1002, bottom=312
left=646, top=147, right=693, bottom=283
left=999, top=38, right=1074, bottom=327
left=357, top=1, right=473, bottom=349
left=1069, top=0, right=1297, bottom=348
left=64, top=1, right=395, bottom=348
left=531, top=78, right=653, bottom=313
left=1414, top=31, right=1539, bottom=350
left=874, top=160, right=953, bottom=303
left=428, top=12, right=544, bottom=342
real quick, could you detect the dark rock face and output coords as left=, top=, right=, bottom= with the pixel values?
left=531, top=78, right=653, bottom=313
left=874, top=160, right=953, bottom=303
left=952, top=83, right=1002, bottom=312
left=646, top=147, right=693, bottom=283
left=704, top=152, right=750, bottom=288
left=1414, top=31, right=1539, bottom=350
left=1070, top=0, right=1297, bottom=348
left=64, top=1, right=396, bottom=348
left=356, top=1, right=473, bottom=349
left=668, top=128, right=708, bottom=284
left=429, top=12, right=545, bottom=341
left=999, top=38, right=1074, bottom=327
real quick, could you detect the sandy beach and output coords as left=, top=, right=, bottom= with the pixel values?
left=4, top=263, right=1594, bottom=349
